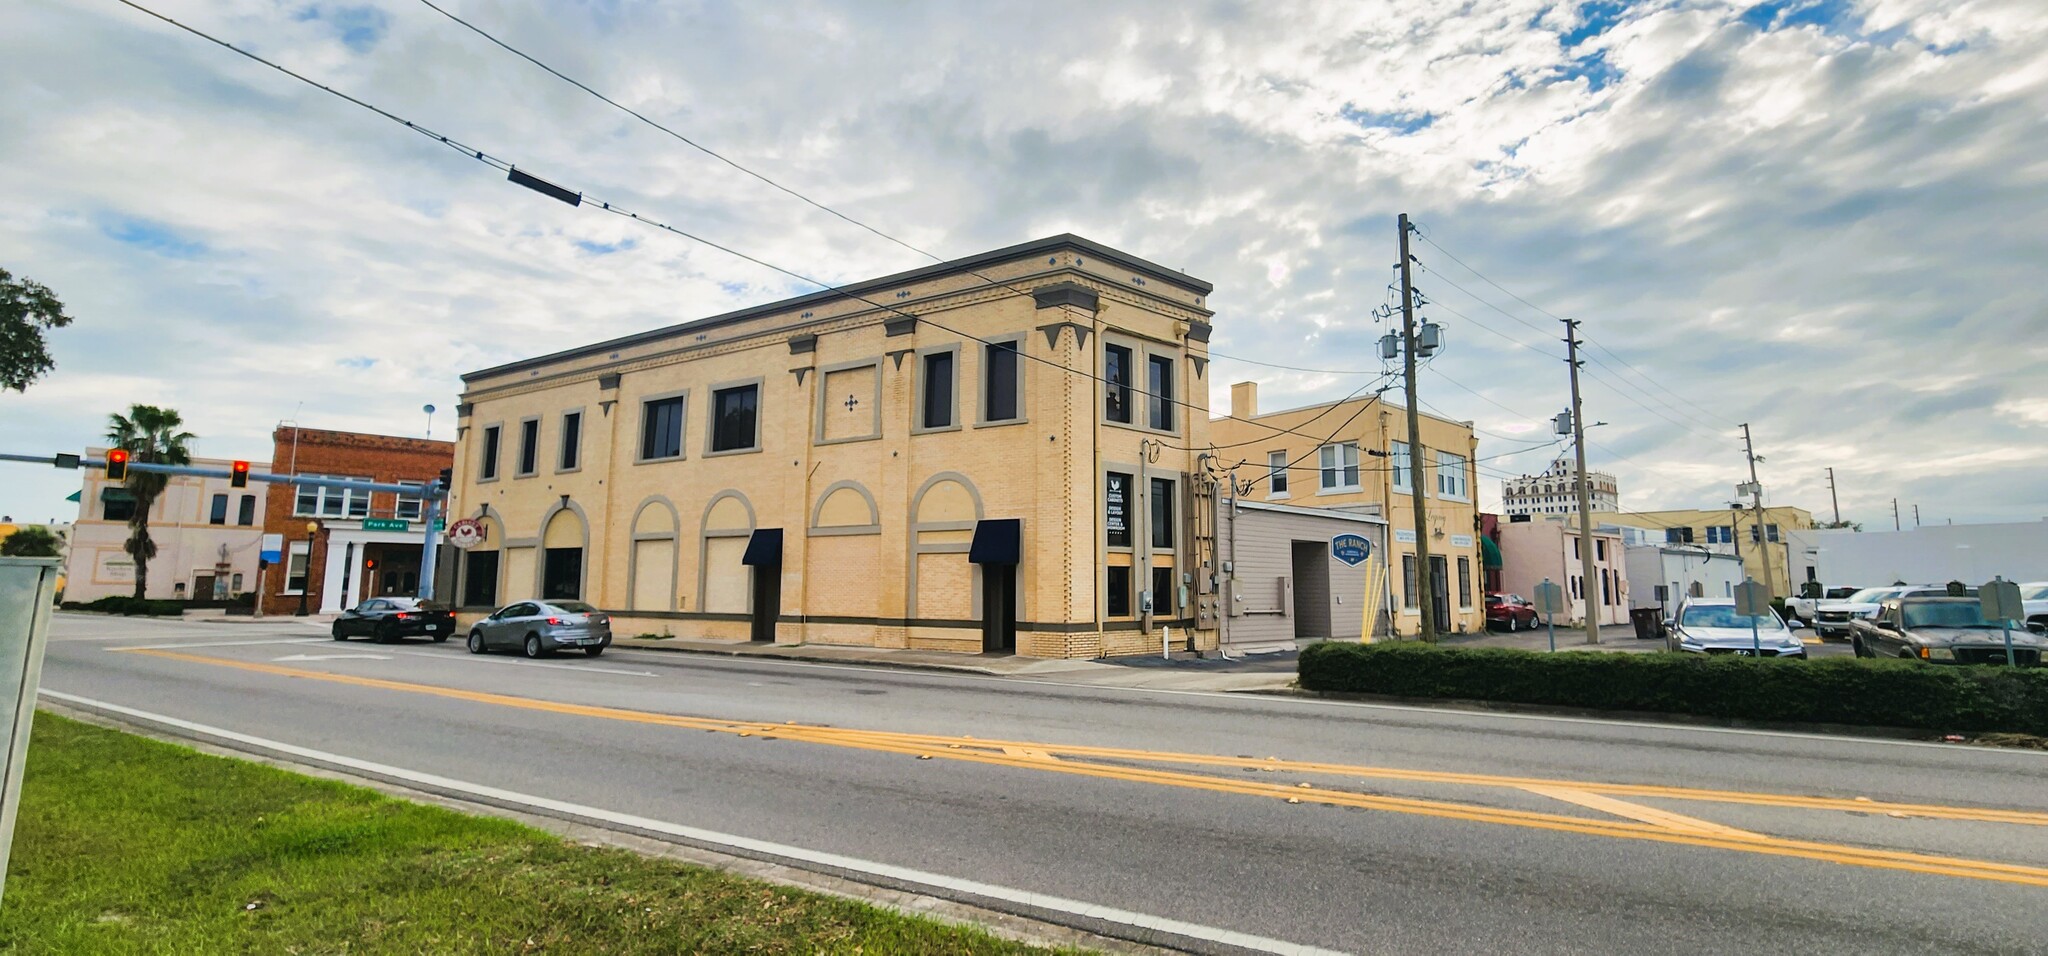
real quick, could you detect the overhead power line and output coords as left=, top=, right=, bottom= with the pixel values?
left=112, top=0, right=1349, bottom=448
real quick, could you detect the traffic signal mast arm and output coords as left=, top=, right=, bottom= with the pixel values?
left=3, top=452, right=445, bottom=497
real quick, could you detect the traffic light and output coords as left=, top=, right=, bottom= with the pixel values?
left=230, top=460, right=251, bottom=488
left=364, top=558, right=377, bottom=571
left=437, top=467, right=452, bottom=489
left=105, top=448, right=129, bottom=481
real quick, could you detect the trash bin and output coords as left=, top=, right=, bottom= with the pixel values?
left=1629, top=607, right=1664, bottom=641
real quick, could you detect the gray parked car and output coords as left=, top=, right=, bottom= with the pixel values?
left=1850, top=597, right=2046, bottom=665
left=466, top=600, right=613, bottom=658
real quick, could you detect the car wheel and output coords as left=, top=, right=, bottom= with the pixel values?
left=584, top=645, right=605, bottom=658
left=372, top=622, right=395, bottom=644
left=524, top=634, right=545, bottom=659
left=331, top=624, right=347, bottom=641
left=1852, top=637, right=1867, bottom=658
left=467, top=630, right=485, bottom=655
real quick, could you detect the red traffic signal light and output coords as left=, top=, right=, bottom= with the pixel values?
left=230, top=460, right=251, bottom=488
left=105, top=448, right=130, bottom=481
left=364, top=558, right=377, bottom=571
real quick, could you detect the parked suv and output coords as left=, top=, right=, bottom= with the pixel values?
left=1850, top=596, right=2046, bottom=665
left=1812, top=586, right=1960, bottom=641
left=1485, top=594, right=1539, bottom=632
left=1665, top=598, right=1806, bottom=658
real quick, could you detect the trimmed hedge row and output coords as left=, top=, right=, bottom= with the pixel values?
left=1298, top=642, right=2048, bottom=736
left=57, top=596, right=185, bottom=617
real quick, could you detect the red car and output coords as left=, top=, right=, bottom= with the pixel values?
left=1485, top=593, right=1539, bottom=631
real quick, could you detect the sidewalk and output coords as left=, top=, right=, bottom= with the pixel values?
left=612, top=635, right=1300, bottom=692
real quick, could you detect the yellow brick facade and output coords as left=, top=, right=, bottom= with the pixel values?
left=449, top=236, right=1221, bottom=658
left=1592, top=506, right=1815, bottom=598
left=1208, top=382, right=1487, bottom=635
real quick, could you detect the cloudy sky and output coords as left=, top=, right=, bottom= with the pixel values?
left=3, top=0, right=2045, bottom=528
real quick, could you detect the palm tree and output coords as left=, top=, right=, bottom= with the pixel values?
left=105, top=405, right=195, bottom=600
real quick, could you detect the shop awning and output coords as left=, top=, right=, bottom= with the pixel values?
left=65, top=490, right=81, bottom=503
left=968, top=518, right=1022, bottom=565
left=99, top=487, right=136, bottom=503
left=1480, top=534, right=1503, bottom=569
left=740, top=528, right=783, bottom=567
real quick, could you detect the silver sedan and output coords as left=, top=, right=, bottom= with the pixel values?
left=466, top=600, right=613, bottom=658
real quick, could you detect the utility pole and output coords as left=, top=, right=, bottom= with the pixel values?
left=1563, top=319, right=1599, bottom=644
left=1825, top=467, right=1840, bottom=525
left=1740, top=423, right=1774, bottom=598
left=1913, top=504, right=1921, bottom=528
left=1398, top=213, right=1436, bottom=643
left=1892, top=498, right=1901, bottom=531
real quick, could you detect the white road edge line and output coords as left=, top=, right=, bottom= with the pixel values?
left=38, top=689, right=1345, bottom=956
left=599, top=649, right=2046, bottom=755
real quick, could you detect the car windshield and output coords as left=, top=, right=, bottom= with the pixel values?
left=551, top=602, right=600, bottom=614
left=1901, top=602, right=1997, bottom=629
left=1843, top=587, right=1896, bottom=604
left=1485, top=596, right=1503, bottom=605
left=2023, top=585, right=2048, bottom=601
left=1681, top=605, right=1780, bottom=629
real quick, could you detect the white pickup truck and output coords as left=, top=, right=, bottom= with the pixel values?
left=2022, top=582, right=2048, bottom=629
left=1786, top=586, right=1862, bottom=625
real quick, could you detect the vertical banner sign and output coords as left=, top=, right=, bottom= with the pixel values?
left=1105, top=473, right=1129, bottom=547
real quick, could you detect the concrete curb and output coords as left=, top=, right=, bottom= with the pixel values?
left=614, top=640, right=1013, bottom=676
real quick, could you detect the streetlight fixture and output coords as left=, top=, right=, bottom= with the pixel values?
left=295, top=521, right=318, bottom=616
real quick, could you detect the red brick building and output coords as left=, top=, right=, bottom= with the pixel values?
left=259, top=426, right=455, bottom=615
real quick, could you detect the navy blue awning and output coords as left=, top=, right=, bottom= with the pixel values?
left=741, top=528, right=783, bottom=567
left=968, top=519, right=1022, bottom=565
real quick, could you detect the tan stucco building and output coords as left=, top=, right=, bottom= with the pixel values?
left=450, top=235, right=1222, bottom=658
left=1209, top=383, right=1486, bottom=635
left=1597, top=505, right=1815, bottom=598
left=64, top=448, right=270, bottom=602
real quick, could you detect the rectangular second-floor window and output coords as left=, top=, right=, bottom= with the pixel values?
left=1268, top=451, right=1289, bottom=496
left=1751, top=523, right=1781, bottom=543
left=237, top=494, right=256, bottom=526
left=983, top=341, right=1020, bottom=422
left=209, top=493, right=228, bottom=525
left=1436, top=452, right=1469, bottom=500
left=559, top=411, right=582, bottom=471
left=395, top=491, right=423, bottom=520
left=1104, top=345, right=1133, bottom=423
left=1706, top=526, right=1734, bottom=544
left=1150, top=477, right=1175, bottom=549
left=295, top=476, right=369, bottom=518
left=920, top=351, right=955, bottom=429
left=1391, top=441, right=1413, bottom=492
left=710, top=383, right=760, bottom=452
left=1319, top=443, right=1360, bottom=492
left=641, top=396, right=685, bottom=461
left=517, top=418, right=540, bottom=476
left=1665, top=526, right=1694, bottom=544
left=479, top=425, right=501, bottom=480
left=1147, top=355, right=1175, bottom=431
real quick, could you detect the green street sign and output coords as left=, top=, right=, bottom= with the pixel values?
left=432, top=517, right=445, bottom=532
left=363, top=518, right=411, bottom=532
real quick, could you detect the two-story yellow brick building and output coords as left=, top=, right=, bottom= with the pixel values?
left=449, top=235, right=1222, bottom=658
left=1208, top=382, right=1486, bottom=635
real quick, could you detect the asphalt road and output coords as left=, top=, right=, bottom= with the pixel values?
left=38, top=614, right=2048, bottom=955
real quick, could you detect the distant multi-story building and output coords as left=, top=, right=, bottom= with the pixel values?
left=1502, top=455, right=1618, bottom=516
left=259, top=426, right=455, bottom=615
left=1595, top=505, right=1815, bottom=598
left=63, top=448, right=269, bottom=602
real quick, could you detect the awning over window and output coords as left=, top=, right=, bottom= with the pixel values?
left=1480, top=534, right=1503, bottom=570
left=100, top=487, right=136, bottom=503
left=740, top=528, right=783, bottom=567
left=968, top=518, right=1022, bottom=565
left=65, top=490, right=81, bottom=503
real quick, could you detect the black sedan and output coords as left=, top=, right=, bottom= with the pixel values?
left=332, top=597, right=456, bottom=643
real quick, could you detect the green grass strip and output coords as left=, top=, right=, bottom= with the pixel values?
left=0, top=714, right=1070, bottom=955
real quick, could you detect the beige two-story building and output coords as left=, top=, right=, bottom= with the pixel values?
left=1209, top=383, right=1486, bottom=635
left=451, top=235, right=1222, bottom=658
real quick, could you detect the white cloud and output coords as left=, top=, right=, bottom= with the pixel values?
left=1, top=0, right=2044, bottom=528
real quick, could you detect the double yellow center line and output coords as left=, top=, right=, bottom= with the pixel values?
left=122, top=647, right=2048, bottom=888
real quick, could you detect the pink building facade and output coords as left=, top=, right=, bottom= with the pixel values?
left=1494, top=516, right=1629, bottom=627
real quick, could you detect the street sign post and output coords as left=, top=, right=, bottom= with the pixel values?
left=1734, top=578, right=1771, bottom=655
left=1981, top=577, right=2024, bottom=667
left=0, top=557, right=59, bottom=907
left=1532, top=578, right=1566, bottom=653
left=1330, top=534, right=1371, bottom=568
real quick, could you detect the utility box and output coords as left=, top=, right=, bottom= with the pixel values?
left=0, top=557, right=60, bottom=907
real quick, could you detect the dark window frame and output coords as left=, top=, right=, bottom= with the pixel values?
left=237, top=494, right=257, bottom=526
left=706, top=380, right=763, bottom=455
left=1150, top=476, right=1175, bottom=550
left=516, top=417, right=541, bottom=477
left=478, top=424, right=502, bottom=481
left=980, top=337, right=1023, bottom=425
left=1147, top=354, right=1175, bottom=431
left=638, top=393, right=688, bottom=462
left=916, top=348, right=958, bottom=432
left=1104, top=344, right=1134, bottom=424
left=208, top=493, right=228, bottom=526
left=558, top=410, right=583, bottom=473
left=1106, top=565, right=1133, bottom=618
left=542, top=547, right=583, bottom=601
